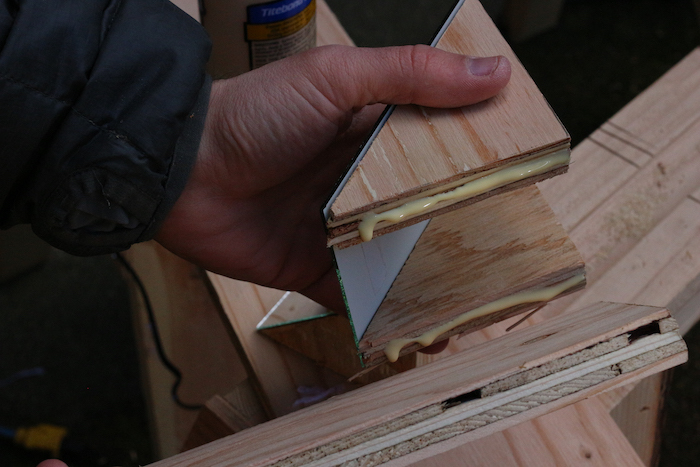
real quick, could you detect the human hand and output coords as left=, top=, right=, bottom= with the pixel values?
left=156, top=44, right=510, bottom=312
left=36, top=460, right=67, bottom=467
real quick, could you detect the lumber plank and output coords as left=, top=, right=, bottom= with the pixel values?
left=537, top=49, right=700, bottom=323
left=326, top=0, right=569, bottom=247
left=409, top=398, right=645, bottom=467
left=609, top=372, right=669, bottom=466
left=540, top=49, right=700, bottom=224
left=206, top=274, right=348, bottom=418
left=182, top=379, right=269, bottom=452
left=146, top=303, right=686, bottom=467
left=122, top=242, right=248, bottom=458
left=526, top=49, right=700, bottom=463
left=182, top=370, right=648, bottom=467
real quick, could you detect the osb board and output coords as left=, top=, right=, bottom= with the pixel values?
left=359, top=185, right=584, bottom=366
left=326, top=0, right=569, bottom=243
left=409, top=398, right=645, bottom=467
left=147, top=303, right=684, bottom=467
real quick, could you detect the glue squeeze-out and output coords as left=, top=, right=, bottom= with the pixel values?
left=205, top=0, right=317, bottom=77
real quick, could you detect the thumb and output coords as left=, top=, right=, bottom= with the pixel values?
left=288, top=44, right=511, bottom=115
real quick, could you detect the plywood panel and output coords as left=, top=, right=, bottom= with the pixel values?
left=359, top=185, right=584, bottom=366
left=326, top=0, right=569, bottom=246
left=148, top=303, right=685, bottom=467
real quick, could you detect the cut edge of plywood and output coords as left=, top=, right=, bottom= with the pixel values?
left=265, top=318, right=685, bottom=467
left=360, top=270, right=586, bottom=367
left=327, top=142, right=570, bottom=249
left=150, top=304, right=686, bottom=467
left=357, top=184, right=585, bottom=367
left=256, top=295, right=418, bottom=381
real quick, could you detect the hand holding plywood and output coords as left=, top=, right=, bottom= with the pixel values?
left=204, top=0, right=582, bottom=418
left=325, top=0, right=570, bottom=248
left=256, top=0, right=583, bottom=378
left=326, top=0, right=574, bottom=352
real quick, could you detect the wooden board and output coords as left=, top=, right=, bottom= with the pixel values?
left=147, top=303, right=685, bottom=467
left=122, top=242, right=249, bottom=458
left=182, top=376, right=648, bottom=467
left=609, top=372, right=669, bottom=466
left=325, top=0, right=570, bottom=248
left=182, top=379, right=268, bottom=452
left=537, top=48, right=700, bottom=323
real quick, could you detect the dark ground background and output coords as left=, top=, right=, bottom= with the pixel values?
left=0, top=0, right=699, bottom=465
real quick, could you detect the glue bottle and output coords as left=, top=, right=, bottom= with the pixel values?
left=203, top=0, right=317, bottom=78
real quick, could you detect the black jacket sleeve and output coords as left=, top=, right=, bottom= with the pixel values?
left=0, top=0, right=212, bottom=255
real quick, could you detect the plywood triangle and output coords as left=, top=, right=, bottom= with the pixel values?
left=325, top=0, right=570, bottom=249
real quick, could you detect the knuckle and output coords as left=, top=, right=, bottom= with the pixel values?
left=396, top=45, right=435, bottom=101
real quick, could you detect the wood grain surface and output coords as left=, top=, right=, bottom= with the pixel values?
left=359, top=184, right=584, bottom=366
left=537, top=48, right=700, bottom=323
left=149, top=303, right=685, bottom=467
left=326, top=0, right=569, bottom=246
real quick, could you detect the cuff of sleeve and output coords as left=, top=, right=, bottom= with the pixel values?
left=33, top=75, right=212, bottom=257
left=138, top=74, right=212, bottom=244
